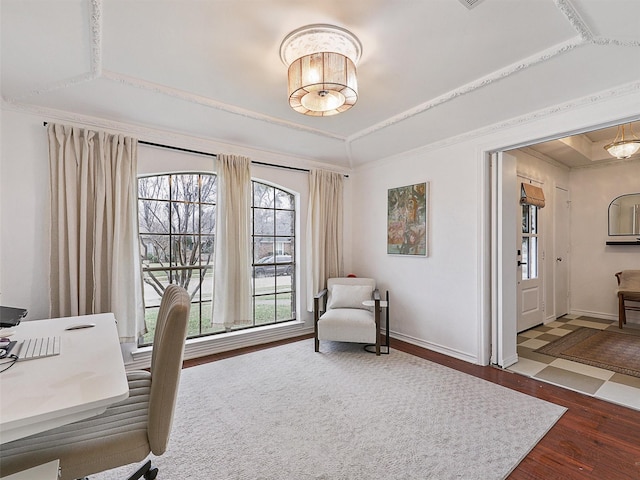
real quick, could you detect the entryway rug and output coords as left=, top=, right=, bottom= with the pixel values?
left=94, top=340, right=565, bottom=480
left=535, top=327, right=640, bottom=378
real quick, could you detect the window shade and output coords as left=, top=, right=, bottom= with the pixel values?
left=520, top=183, right=545, bottom=208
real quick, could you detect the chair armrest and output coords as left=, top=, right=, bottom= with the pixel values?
left=314, top=288, right=328, bottom=300
left=313, top=289, right=328, bottom=325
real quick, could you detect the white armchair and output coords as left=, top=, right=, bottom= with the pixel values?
left=314, top=277, right=382, bottom=355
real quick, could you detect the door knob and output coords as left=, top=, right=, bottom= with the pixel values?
left=518, top=260, right=527, bottom=266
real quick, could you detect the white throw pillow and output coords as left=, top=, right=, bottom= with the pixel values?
left=328, top=284, right=373, bottom=309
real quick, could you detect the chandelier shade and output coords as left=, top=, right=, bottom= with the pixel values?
left=604, top=123, right=640, bottom=159
left=287, top=52, right=358, bottom=116
left=280, top=24, right=361, bottom=116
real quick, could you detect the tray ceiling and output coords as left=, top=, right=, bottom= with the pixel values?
left=2, top=0, right=639, bottom=168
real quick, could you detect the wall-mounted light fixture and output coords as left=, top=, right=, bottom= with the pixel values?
left=279, top=24, right=362, bottom=116
left=604, top=123, right=640, bottom=159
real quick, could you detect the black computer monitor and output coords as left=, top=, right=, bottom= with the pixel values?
left=0, top=306, right=28, bottom=328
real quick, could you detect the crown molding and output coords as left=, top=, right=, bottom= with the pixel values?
left=346, top=37, right=584, bottom=145
left=353, top=80, right=640, bottom=171
left=518, top=146, right=572, bottom=172
left=555, top=0, right=593, bottom=41
left=1, top=100, right=345, bottom=172
left=90, top=0, right=103, bottom=75
left=100, top=70, right=345, bottom=141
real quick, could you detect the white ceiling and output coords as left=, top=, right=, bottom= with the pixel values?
left=2, top=0, right=640, bottom=169
left=523, top=120, right=640, bottom=168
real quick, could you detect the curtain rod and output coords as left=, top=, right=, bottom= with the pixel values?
left=43, top=122, right=347, bottom=177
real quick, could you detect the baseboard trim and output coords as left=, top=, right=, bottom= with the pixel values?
left=569, top=309, right=617, bottom=321
left=390, top=331, right=479, bottom=365
left=128, top=321, right=314, bottom=370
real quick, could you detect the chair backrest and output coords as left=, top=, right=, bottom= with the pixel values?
left=148, top=284, right=191, bottom=455
left=326, top=277, right=376, bottom=310
left=617, top=270, right=640, bottom=292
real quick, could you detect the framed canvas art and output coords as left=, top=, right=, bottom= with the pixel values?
left=387, top=182, right=428, bottom=256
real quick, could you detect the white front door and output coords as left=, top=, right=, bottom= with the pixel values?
left=554, top=186, right=570, bottom=317
left=517, top=178, right=544, bottom=333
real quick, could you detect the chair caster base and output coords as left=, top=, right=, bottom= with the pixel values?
left=126, top=460, right=157, bottom=480
left=144, top=467, right=158, bottom=480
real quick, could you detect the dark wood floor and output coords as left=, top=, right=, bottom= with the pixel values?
left=183, top=335, right=640, bottom=480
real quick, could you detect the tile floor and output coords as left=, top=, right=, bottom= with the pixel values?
left=508, top=314, right=640, bottom=411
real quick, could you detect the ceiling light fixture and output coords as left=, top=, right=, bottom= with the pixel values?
left=279, top=24, right=362, bottom=117
left=604, top=123, right=640, bottom=159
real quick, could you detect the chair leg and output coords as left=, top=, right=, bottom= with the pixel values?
left=618, top=294, right=626, bottom=329
left=315, top=337, right=319, bottom=352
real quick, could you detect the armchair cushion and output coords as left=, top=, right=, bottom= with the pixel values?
left=318, top=308, right=377, bottom=344
left=328, top=284, right=373, bottom=310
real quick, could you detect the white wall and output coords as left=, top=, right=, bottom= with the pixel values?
left=0, top=111, right=50, bottom=319
left=350, top=146, right=482, bottom=362
left=350, top=88, right=640, bottom=365
left=570, top=160, right=640, bottom=322
left=3, top=85, right=640, bottom=365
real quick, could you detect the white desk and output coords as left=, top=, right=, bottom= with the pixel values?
left=1, top=460, right=59, bottom=480
left=0, top=314, right=129, bottom=444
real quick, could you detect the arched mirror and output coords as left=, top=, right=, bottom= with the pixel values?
left=609, top=193, right=640, bottom=236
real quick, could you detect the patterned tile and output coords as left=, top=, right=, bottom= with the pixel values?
left=534, top=366, right=605, bottom=395
left=519, top=330, right=545, bottom=339
left=519, top=338, right=549, bottom=350
left=537, top=332, right=566, bottom=342
left=517, top=346, right=556, bottom=365
left=545, top=328, right=573, bottom=337
left=508, top=357, right=548, bottom=376
left=567, top=318, right=610, bottom=330
left=548, top=358, right=615, bottom=381
left=595, top=382, right=640, bottom=410
left=509, top=316, right=640, bottom=411
left=609, top=373, right=640, bottom=388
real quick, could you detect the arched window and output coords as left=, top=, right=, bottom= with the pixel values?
left=251, top=181, right=296, bottom=326
left=137, top=174, right=296, bottom=345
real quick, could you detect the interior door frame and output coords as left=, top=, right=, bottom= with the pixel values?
left=485, top=112, right=640, bottom=368
left=490, top=151, right=518, bottom=368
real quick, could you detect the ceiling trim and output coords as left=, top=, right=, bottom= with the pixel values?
left=3, top=0, right=639, bottom=161
left=101, top=70, right=347, bottom=141
left=346, top=37, right=584, bottom=145
left=89, top=0, right=103, bottom=75
left=555, top=0, right=593, bottom=41
left=1, top=99, right=347, bottom=173
left=352, top=79, right=640, bottom=171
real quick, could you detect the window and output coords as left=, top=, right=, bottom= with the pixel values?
left=521, top=204, right=538, bottom=280
left=138, top=174, right=218, bottom=344
left=251, top=181, right=296, bottom=325
left=138, top=174, right=296, bottom=345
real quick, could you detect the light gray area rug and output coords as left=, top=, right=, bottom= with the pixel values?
left=94, top=340, right=565, bottom=480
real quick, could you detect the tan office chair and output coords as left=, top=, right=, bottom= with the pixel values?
left=0, top=284, right=191, bottom=480
left=314, top=277, right=382, bottom=355
left=615, top=270, right=640, bottom=329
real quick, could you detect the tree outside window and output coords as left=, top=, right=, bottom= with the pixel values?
left=138, top=174, right=296, bottom=345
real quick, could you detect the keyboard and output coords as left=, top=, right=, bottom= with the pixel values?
left=17, top=336, right=61, bottom=361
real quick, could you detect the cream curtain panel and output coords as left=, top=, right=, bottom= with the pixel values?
left=306, top=169, right=344, bottom=311
left=213, top=154, right=252, bottom=328
left=48, top=123, right=144, bottom=342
